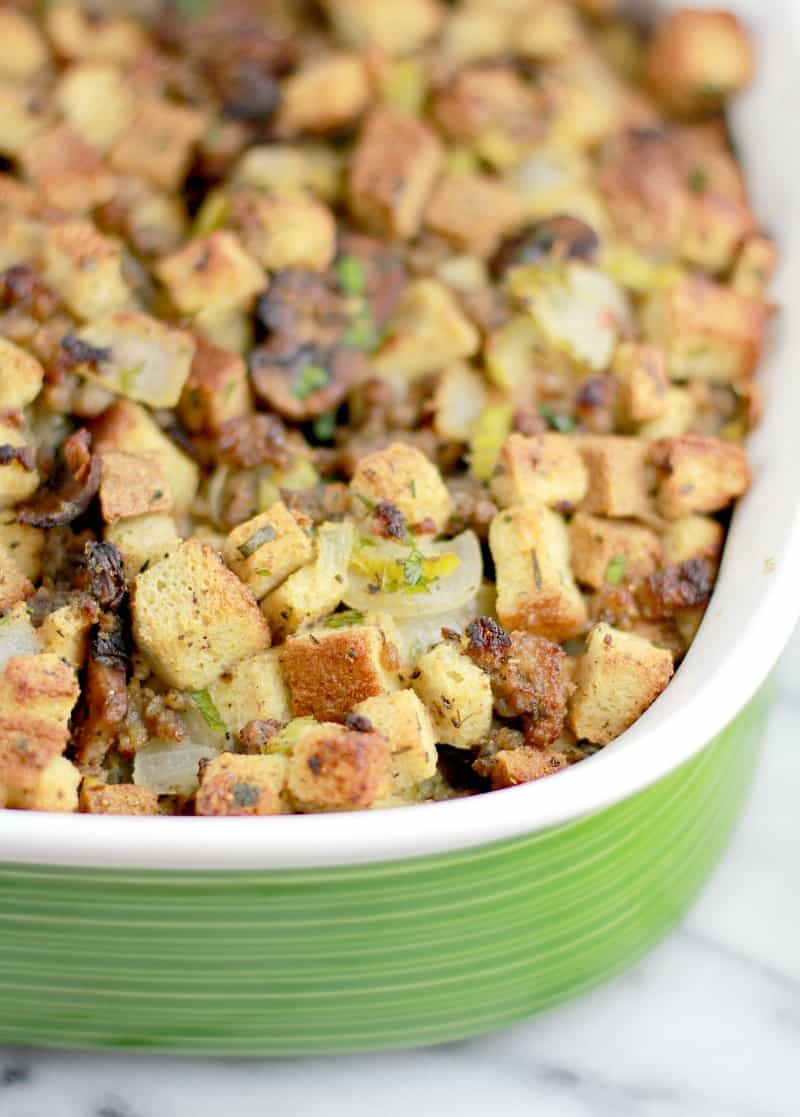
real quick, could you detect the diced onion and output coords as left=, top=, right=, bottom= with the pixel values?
left=392, top=583, right=496, bottom=663
left=133, top=739, right=221, bottom=797
left=0, top=612, right=39, bottom=672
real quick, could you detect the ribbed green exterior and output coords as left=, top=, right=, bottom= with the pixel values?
left=0, top=690, right=767, bottom=1054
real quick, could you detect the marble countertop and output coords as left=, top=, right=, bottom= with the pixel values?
left=2, top=630, right=798, bottom=1117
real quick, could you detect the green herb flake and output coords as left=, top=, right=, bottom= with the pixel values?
left=400, top=551, right=424, bottom=589
left=688, top=168, right=707, bottom=194
left=323, top=610, right=365, bottom=629
left=336, top=254, right=367, bottom=296
left=344, top=307, right=379, bottom=351
left=237, top=522, right=277, bottom=559
left=539, top=405, right=575, bottom=433
left=312, top=410, right=337, bottom=442
left=605, top=555, right=627, bottom=585
left=292, top=364, right=329, bottom=401
left=255, top=567, right=273, bottom=578
left=190, top=689, right=227, bottom=734
left=408, top=480, right=417, bottom=498
left=118, top=361, right=146, bottom=395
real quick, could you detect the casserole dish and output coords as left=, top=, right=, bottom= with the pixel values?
left=0, top=0, right=798, bottom=1053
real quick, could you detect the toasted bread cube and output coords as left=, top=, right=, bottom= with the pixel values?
left=0, top=336, right=43, bottom=410
left=569, top=512, right=662, bottom=590
left=196, top=753, right=288, bottom=816
left=0, top=173, right=38, bottom=214
left=411, top=641, right=492, bottom=749
left=74, top=312, right=195, bottom=409
left=233, top=143, right=343, bottom=201
left=650, top=434, right=750, bottom=519
left=105, top=513, right=180, bottom=579
left=516, top=1, right=584, bottom=61
left=282, top=625, right=398, bottom=723
left=644, top=10, right=754, bottom=118
left=92, top=401, right=199, bottom=511
left=322, top=0, right=443, bottom=53
left=612, top=343, right=669, bottom=424
left=569, top=623, right=674, bottom=744
left=579, top=436, right=651, bottom=520
left=0, top=87, right=50, bottom=158
left=178, top=334, right=251, bottom=434
left=432, top=361, right=488, bottom=443
left=55, top=63, right=134, bottom=152
left=440, top=6, right=514, bottom=64
left=99, top=451, right=172, bottom=525
left=286, top=721, right=392, bottom=812
left=732, top=233, right=778, bottom=299
left=491, top=433, right=588, bottom=510
left=43, top=220, right=131, bottom=320
left=490, top=504, right=587, bottom=641
left=156, top=231, right=266, bottom=315
left=0, top=545, right=33, bottom=612
left=348, top=108, right=444, bottom=239
left=0, top=653, right=79, bottom=728
left=680, top=194, right=756, bottom=275
left=12, top=755, right=80, bottom=812
left=125, top=191, right=187, bottom=259
left=661, top=514, right=725, bottom=566
left=111, top=98, right=206, bottom=192
left=638, top=386, right=696, bottom=441
left=230, top=188, right=336, bottom=274
left=432, top=64, right=542, bottom=147
left=0, top=523, right=43, bottom=581
left=351, top=442, right=453, bottom=533
left=276, top=53, right=370, bottom=137
left=132, top=539, right=270, bottom=691
left=353, top=688, right=437, bottom=790
left=0, top=419, right=39, bottom=509
left=262, top=521, right=354, bottom=639
left=79, top=782, right=158, bottom=815
left=643, top=275, right=767, bottom=384
left=371, top=278, right=479, bottom=382
left=0, top=210, right=42, bottom=271
left=20, top=125, right=114, bottom=213
left=0, top=713, right=68, bottom=800
left=192, top=306, right=252, bottom=355
left=0, top=8, right=49, bottom=80
left=424, top=172, right=525, bottom=258
left=208, top=648, right=291, bottom=735
left=38, top=600, right=98, bottom=669
left=488, top=746, right=569, bottom=789
left=598, top=129, right=687, bottom=255
left=223, top=502, right=313, bottom=600
left=45, top=3, right=145, bottom=64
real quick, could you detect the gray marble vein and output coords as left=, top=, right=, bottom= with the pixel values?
left=1, top=627, right=798, bottom=1117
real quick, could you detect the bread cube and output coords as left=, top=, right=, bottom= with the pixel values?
left=487, top=746, right=569, bottom=789
left=223, top=502, right=313, bottom=600
left=156, top=231, right=266, bottom=315
left=286, top=721, right=392, bottom=812
left=111, top=97, right=206, bottom=192
left=642, top=275, right=767, bottom=384
left=516, top=1, right=584, bottom=61
left=132, top=540, right=271, bottom=691
left=650, top=434, right=750, bottom=519
left=208, top=648, right=291, bottom=735
left=569, top=512, right=662, bottom=590
left=233, top=143, right=343, bottom=202
left=45, top=3, right=146, bottom=64
left=0, top=337, right=44, bottom=410
left=38, top=599, right=98, bottom=669
left=178, top=334, right=251, bottom=434
left=105, top=513, right=180, bottom=579
left=411, top=641, right=492, bottom=749
left=0, top=545, right=33, bottom=612
left=638, top=387, right=696, bottom=441
left=0, top=86, right=51, bottom=159
left=0, top=8, right=49, bottom=80
left=0, top=211, right=42, bottom=271
left=0, top=522, right=43, bottom=581
left=282, top=624, right=398, bottom=723
left=0, top=173, right=37, bottom=214
left=598, top=129, right=687, bottom=254
left=371, top=278, right=479, bottom=382
left=20, top=125, right=114, bottom=213
left=230, top=187, right=336, bottom=273
left=612, top=342, right=669, bottom=424
left=490, top=504, right=587, bottom=641
left=262, top=521, right=353, bottom=639
left=661, top=515, right=725, bottom=566
left=0, top=419, right=39, bottom=509
left=92, top=400, right=199, bottom=510
left=644, top=10, right=754, bottom=118
left=732, top=233, right=778, bottom=299
left=351, top=442, right=453, bottom=533
left=0, top=713, right=69, bottom=803
left=424, top=172, right=525, bottom=257
left=0, top=654, right=79, bottom=728
left=43, top=220, right=131, bottom=320
left=79, top=782, right=158, bottom=815
left=12, top=755, right=80, bottom=812
left=579, top=436, right=651, bottom=520
left=432, top=362, right=488, bottom=443
left=569, top=623, right=674, bottom=744
left=322, top=0, right=443, bottom=53
left=440, top=6, right=514, bottom=64
left=348, top=108, right=444, bottom=238
left=680, top=194, right=756, bottom=275
left=353, top=688, right=437, bottom=790
left=276, top=53, right=370, bottom=137
left=432, top=64, right=542, bottom=147
left=55, top=63, right=134, bottom=152
left=491, top=432, right=588, bottom=510
left=196, top=753, right=288, bottom=816
left=99, top=451, right=172, bottom=525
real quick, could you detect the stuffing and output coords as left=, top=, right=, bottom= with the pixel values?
left=223, top=502, right=313, bottom=600
left=424, top=172, right=526, bottom=258
left=598, top=128, right=688, bottom=254
left=233, top=143, right=343, bottom=201
left=286, top=719, right=392, bottom=812
left=348, top=108, right=444, bottom=239
left=352, top=689, right=437, bottom=790
left=20, top=125, right=114, bottom=213
left=0, top=86, right=51, bottom=159
left=0, top=653, right=79, bottom=728
left=351, top=442, right=453, bottom=533
left=482, top=746, right=569, bottom=790
left=105, top=513, right=181, bottom=579
left=111, top=97, right=207, bottom=192
left=432, top=64, right=543, bottom=149
left=208, top=648, right=291, bottom=734
left=45, top=2, right=146, bottom=64
left=0, top=523, right=43, bottom=582
left=282, top=623, right=398, bottom=723
left=489, top=504, right=587, bottom=642
left=230, top=187, right=336, bottom=273
left=516, top=1, right=585, bottom=61
left=0, top=8, right=49, bottom=81
left=99, top=451, right=173, bottom=525
left=0, top=545, right=33, bottom=612
left=612, top=342, right=669, bottom=425
left=195, top=752, right=288, bottom=816
left=0, top=336, right=43, bottom=410
left=42, top=220, right=131, bottom=320
left=680, top=193, right=756, bottom=275
left=649, top=434, right=750, bottom=519
left=578, top=436, right=652, bottom=520
left=432, top=362, right=488, bottom=443
left=661, top=515, right=725, bottom=567
left=411, top=641, right=493, bottom=749
left=178, top=334, right=251, bottom=434
left=132, top=539, right=271, bottom=691
left=322, top=0, right=443, bottom=54
left=638, top=386, right=697, bottom=441
left=79, top=782, right=159, bottom=815
left=371, top=278, right=480, bottom=382
left=732, top=233, right=779, bottom=299
left=569, top=512, right=662, bottom=591
left=490, top=432, right=589, bottom=510
left=0, top=419, right=39, bottom=509
left=276, top=53, right=370, bottom=138
left=38, top=599, right=98, bottom=669
left=155, top=231, right=266, bottom=315
left=55, top=63, right=135, bottom=152
left=261, top=520, right=353, bottom=640
left=569, top=623, right=674, bottom=745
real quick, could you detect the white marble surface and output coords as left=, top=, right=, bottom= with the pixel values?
left=2, top=631, right=799, bottom=1117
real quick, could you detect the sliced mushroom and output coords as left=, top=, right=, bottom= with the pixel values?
left=16, top=428, right=101, bottom=529
left=492, top=216, right=601, bottom=278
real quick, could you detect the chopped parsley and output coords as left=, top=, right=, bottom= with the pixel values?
left=237, top=522, right=276, bottom=559
left=344, top=307, right=379, bottom=351
left=190, top=689, right=227, bottom=734
left=605, top=555, right=627, bottom=585
left=118, top=361, right=145, bottom=394
left=292, top=364, right=329, bottom=400
left=255, top=567, right=273, bottom=578
left=336, top=254, right=367, bottom=296
left=312, top=409, right=337, bottom=442
left=688, top=168, right=707, bottom=194
left=539, top=405, right=575, bottom=433
left=323, top=610, right=365, bottom=629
